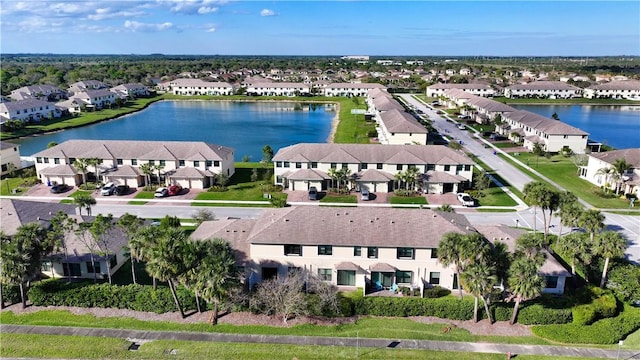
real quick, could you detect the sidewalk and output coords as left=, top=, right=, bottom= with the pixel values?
left=2, top=324, right=638, bottom=359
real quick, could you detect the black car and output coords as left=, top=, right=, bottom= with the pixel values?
left=50, top=184, right=69, bottom=194
left=114, top=185, right=130, bottom=196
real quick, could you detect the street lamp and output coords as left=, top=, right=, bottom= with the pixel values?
left=617, top=340, right=623, bottom=360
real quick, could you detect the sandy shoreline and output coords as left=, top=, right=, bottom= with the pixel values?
left=326, top=102, right=340, bottom=143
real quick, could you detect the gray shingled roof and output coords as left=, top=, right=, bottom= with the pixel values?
left=33, top=140, right=233, bottom=161
left=190, top=219, right=255, bottom=262
left=0, top=141, right=18, bottom=150
left=379, top=109, right=428, bottom=134
left=591, top=149, right=640, bottom=168
left=0, top=199, right=76, bottom=236
left=246, top=207, right=475, bottom=248
left=274, top=144, right=474, bottom=166
left=588, top=80, right=640, bottom=91
left=505, top=110, right=588, bottom=136
left=507, top=81, right=580, bottom=91
left=356, top=169, right=395, bottom=182
left=0, top=99, right=54, bottom=112
left=287, top=169, right=331, bottom=181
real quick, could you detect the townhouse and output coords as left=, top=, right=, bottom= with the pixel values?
left=579, top=148, right=640, bottom=196
left=246, top=82, right=311, bottom=97
left=273, top=143, right=474, bottom=194
left=67, top=89, right=117, bottom=110
left=443, top=89, right=516, bottom=124
left=496, top=110, right=589, bottom=154
left=158, top=78, right=235, bottom=96
left=191, top=207, right=571, bottom=295
left=583, top=80, right=640, bottom=100
left=376, top=109, right=428, bottom=145
left=110, top=83, right=150, bottom=99
left=9, top=85, right=66, bottom=101
left=32, top=140, right=234, bottom=189
left=426, top=83, right=496, bottom=98
left=1, top=141, right=21, bottom=176
left=504, top=81, right=582, bottom=99
left=0, top=99, right=62, bottom=123
left=68, top=80, right=109, bottom=95
left=322, top=83, right=386, bottom=97
left=0, top=199, right=129, bottom=281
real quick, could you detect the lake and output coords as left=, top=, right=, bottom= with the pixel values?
left=14, top=100, right=336, bottom=160
left=510, top=104, right=640, bottom=149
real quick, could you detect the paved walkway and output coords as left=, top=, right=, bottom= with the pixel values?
left=2, top=324, right=639, bottom=359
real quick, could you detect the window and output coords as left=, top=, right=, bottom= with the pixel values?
left=283, top=161, right=290, bottom=168
left=110, top=255, right=117, bottom=269
left=1, top=164, right=6, bottom=172
left=43, top=157, right=49, bottom=164
left=367, top=247, right=378, bottom=259
left=353, top=246, right=361, bottom=256
left=276, top=175, right=283, bottom=183
left=318, top=245, right=333, bottom=255
left=311, top=162, right=318, bottom=168
left=193, top=161, right=200, bottom=167
left=464, top=165, right=471, bottom=171
left=396, top=247, right=414, bottom=259
left=159, top=160, right=166, bottom=166
left=54, top=158, right=60, bottom=164
left=396, top=164, right=403, bottom=171
left=396, top=271, right=412, bottom=284
left=430, top=248, right=438, bottom=259
left=296, top=162, right=302, bottom=169
left=429, top=272, right=440, bottom=285
left=318, top=268, right=332, bottom=281
left=444, top=165, right=450, bottom=171
left=545, top=276, right=558, bottom=288
left=36, top=157, right=42, bottom=164
left=330, top=163, right=337, bottom=169
left=149, top=160, right=155, bottom=165
left=361, top=163, right=368, bottom=170
left=276, top=161, right=282, bottom=168
left=206, top=160, right=212, bottom=167
left=62, top=263, right=81, bottom=277
left=214, top=160, right=220, bottom=166
left=456, top=165, right=463, bottom=171
left=342, top=163, right=348, bottom=169
left=41, top=261, right=52, bottom=272
left=179, top=160, right=185, bottom=166
left=131, top=159, right=137, bottom=165
left=117, top=159, right=123, bottom=165
left=69, top=158, right=76, bottom=164
left=337, top=270, right=355, bottom=286
left=86, top=261, right=101, bottom=274
left=377, top=163, right=383, bottom=170
left=284, top=244, right=302, bottom=256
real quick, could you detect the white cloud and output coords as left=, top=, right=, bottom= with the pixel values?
left=206, top=27, right=216, bottom=32
left=161, top=0, right=224, bottom=15
left=89, top=8, right=146, bottom=21
left=198, top=6, right=218, bottom=14
left=124, top=20, right=173, bottom=32
left=260, top=9, right=276, bottom=17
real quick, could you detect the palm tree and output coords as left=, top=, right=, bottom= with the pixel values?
left=523, top=181, right=546, bottom=232
left=46, top=211, right=73, bottom=280
left=73, top=158, right=90, bottom=189
left=89, top=214, right=115, bottom=284
left=117, top=213, right=144, bottom=285
left=515, top=232, right=546, bottom=267
left=507, top=257, right=544, bottom=325
left=611, top=159, right=631, bottom=195
left=579, top=209, right=605, bottom=244
left=595, top=166, right=615, bottom=193
left=327, top=167, right=340, bottom=190
left=461, top=262, right=496, bottom=323
left=437, top=232, right=485, bottom=299
left=404, top=166, right=421, bottom=191
left=86, top=157, right=102, bottom=184
left=594, top=231, right=627, bottom=288
left=139, top=163, right=154, bottom=188
left=537, top=186, right=560, bottom=245
left=154, top=164, right=165, bottom=186
left=556, top=199, right=583, bottom=239
left=145, top=227, right=191, bottom=318
left=189, top=239, right=239, bottom=324
left=555, top=232, right=589, bottom=281
left=130, top=225, right=162, bottom=290
left=73, top=193, right=96, bottom=216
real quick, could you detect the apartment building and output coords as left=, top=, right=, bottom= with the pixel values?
left=583, top=80, right=640, bottom=100
left=1, top=141, right=21, bottom=175
left=580, top=148, right=640, bottom=196
left=426, top=83, right=496, bottom=98
left=504, top=81, right=581, bottom=99
left=0, top=99, right=62, bottom=123
left=158, top=78, right=235, bottom=96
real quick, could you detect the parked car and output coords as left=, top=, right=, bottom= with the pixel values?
left=100, top=182, right=116, bottom=196
left=50, top=184, right=69, bottom=194
left=361, top=189, right=370, bottom=201
left=308, top=186, right=318, bottom=200
left=457, top=192, right=475, bottom=207
left=457, top=123, right=466, bottom=130
left=168, top=184, right=182, bottom=196
left=154, top=187, right=169, bottom=198
left=457, top=114, right=471, bottom=120
left=114, top=185, right=130, bottom=196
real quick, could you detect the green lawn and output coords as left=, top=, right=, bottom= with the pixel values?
left=467, top=156, right=521, bottom=207
left=194, top=167, right=281, bottom=202
left=388, top=195, right=428, bottom=205
left=332, top=97, right=374, bottom=144
left=501, top=153, right=632, bottom=209
left=0, top=333, right=600, bottom=360
left=319, top=193, right=358, bottom=203
left=0, top=177, right=31, bottom=196
left=134, top=191, right=156, bottom=199
left=492, top=96, right=640, bottom=105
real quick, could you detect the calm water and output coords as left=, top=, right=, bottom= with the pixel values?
left=14, top=101, right=335, bottom=160
left=511, top=104, right=640, bottom=149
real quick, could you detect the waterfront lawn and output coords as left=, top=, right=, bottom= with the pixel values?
left=492, top=96, right=640, bottom=105
left=2, top=334, right=599, bottom=360
left=332, top=97, right=374, bottom=144
left=1, top=97, right=162, bottom=140
left=504, top=153, right=631, bottom=209
left=388, top=195, right=428, bottom=205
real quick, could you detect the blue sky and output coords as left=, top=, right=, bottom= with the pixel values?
left=1, top=1, right=638, bottom=56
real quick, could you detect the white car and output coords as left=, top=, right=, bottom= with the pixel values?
left=154, top=187, right=169, bottom=198
left=361, top=189, right=370, bottom=201
left=457, top=192, right=475, bottom=207
left=100, top=182, right=116, bottom=196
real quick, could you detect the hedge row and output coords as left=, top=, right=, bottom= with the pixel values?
left=532, top=306, right=640, bottom=344
left=29, top=280, right=198, bottom=314
left=572, top=291, right=618, bottom=326
left=353, top=297, right=475, bottom=320
left=1, top=285, right=21, bottom=306
left=492, top=302, right=573, bottom=325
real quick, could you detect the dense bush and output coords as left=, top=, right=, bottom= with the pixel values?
left=29, top=280, right=197, bottom=314
left=607, top=262, right=640, bottom=304
left=1, top=285, right=21, bottom=306
left=353, top=296, right=474, bottom=320
left=423, top=286, right=451, bottom=298
left=532, top=306, right=640, bottom=344
left=571, top=287, right=618, bottom=325
left=492, top=302, right=573, bottom=325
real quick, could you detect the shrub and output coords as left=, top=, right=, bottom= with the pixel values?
left=353, top=296, right=474, bottom=320
left=571, top=287, right=618, bottom=325
left=28, top=279, right=198, bottom=314
left=208, top=185, right=229, bottom=192
left=607, top=262, right=640, bottom=304
left=423, top=286, right=451, bottom=298
left=532, top=305, right=640, bottom=345
left=491, top=302, right=573, bottom=325
left=1, top=285, right=21, bottom=306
